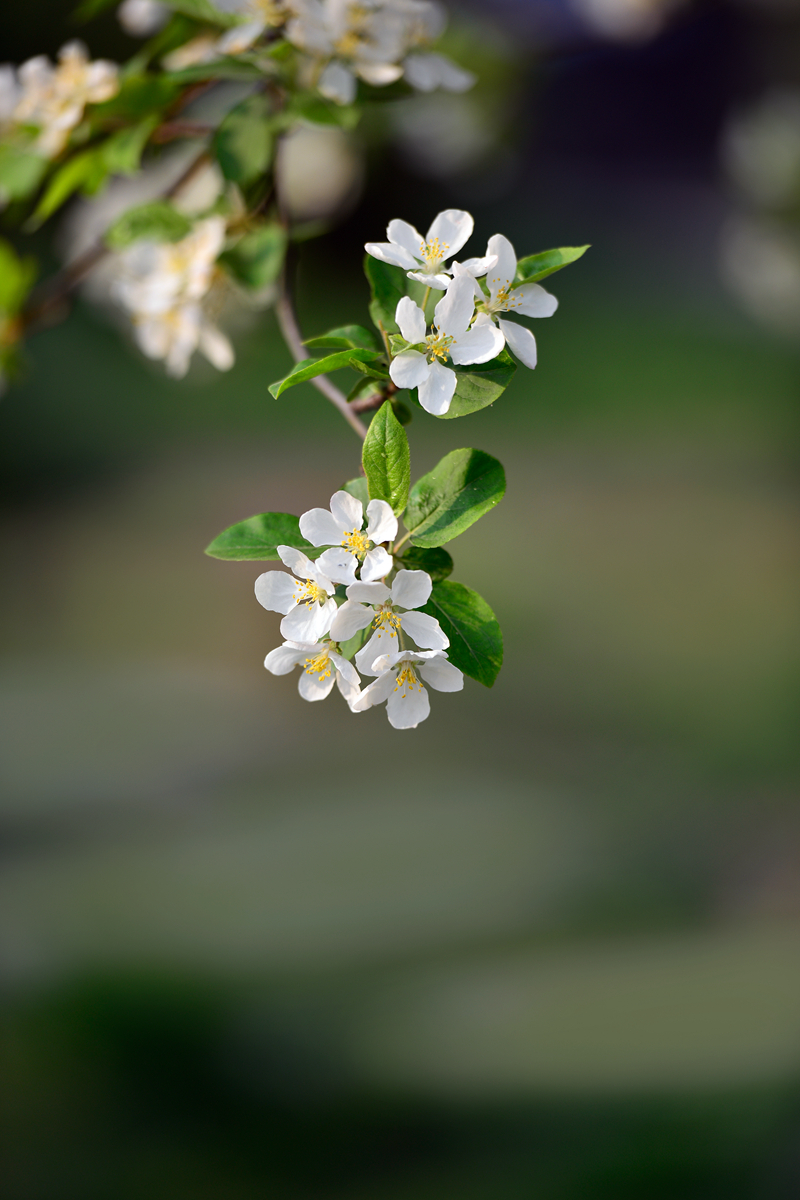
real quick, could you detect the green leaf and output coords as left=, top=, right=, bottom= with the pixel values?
left=205, top=512, right=320, bottom=561
left=304, top=324, right=381, bottom=352
left=28, top=149, right=108, bottom=226
left=515, top=244, right=590, bottom=284
left=343, top=476, right=370, bottom=506
left=268, top=348, right=384, bottom=398
left=404, top=448, right=505, bottom=548
left=213, top=93, right=272, bottom=184
left=0, top=145, right=47, bottom=202
left=362, top=400, right=411, bottom=516
left=287, top=92, right=361, bottom=130
left=364, top=254, right=406, bottom=335
left=442, top=348, right=516, bottom=419
left=396, top=545, right=453, bottom=582
left=105, top=200, right=192, bottom=249
left=219, top=222, right=286, bottom=289
left=160, top=0, right=241, bottom=24
left=421, top=580, right=503, bottom=687
left=165, top=59, right=264, bottom=83
left=0, top=239, right=37, bottom=316
left=350, top=357, right=389, bottom=379
left=102, top=116, right=159, bottom=175
left=91, top=76, right=181, bottom=120
left=72, top=0, right=117, bottom=20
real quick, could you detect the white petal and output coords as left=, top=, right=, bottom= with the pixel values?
left=433, top=275, right=475, bottom=337
left=346, top=580, right=390, bottom=604
left=390, top=350, right=430, bottom=391
left=417, top=360, right=456, bottom=416
left=355, top=625, right=399, bottom=674
left=395, top=296, right=426, bottom=344
left=450, top=321, right=505, bottom=366
left=329, top=489, right=363, bottom=532
left=407, top=271, right=451, bottom=289
left=514, top=283, right=559, bottom=318
left=318, top=60, right=357, bottom=105
left=280, top=597, right=335, bottom=642
left=365, top=241, right=418, bottom=270
left=216, top=18, right=265, bottom=55
left=432, top=54, right=476, bottom=93
left=386, top=674, right=430, bottom=728
left=299, top=508, right=343, bottom=546
left=361, top=546, right=393, bottom=581
left=402, top=610, right=449, bottom=651
left=351, top=669, right=394, bottom=710
left=450, top=262, right=484, bottom=296
left=390, top=569, right=431, bottom=610
left=498, top=318, right=537, bottom=369
left=264, top=644, right=305, bottom=675
left=365, top=499, right=398, bottom=545
left=330, top=651, right=360, bottom=689
left=316, top=547, right=357, bottom=585
left=336, top=670, right=362, bottom=712
left=277, top=546, right=316, bottom=578
left=356, top=61, right=403, bottom=86
left=199, top=322, right=235, bottom=372
left=427, top=209, right=474, bottom=260
left=402, top=52, right=439, bottom=91
left=298, top=667, right=337, bottom=701
left=329, top=599, right=374, bottom=641
left=387, top=218, right=424, bottom=261
left=486, top=234, right=517, bottom=299
left=419, top=655, right=464, bottom=692
left=456, top=253, right=498, bottom=278
left=254, top=571, right=298, bottom=615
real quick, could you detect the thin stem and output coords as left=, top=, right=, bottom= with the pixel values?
left=393, top=530, right=412, bottom=555
left=421, top=285, right=432, bottom=319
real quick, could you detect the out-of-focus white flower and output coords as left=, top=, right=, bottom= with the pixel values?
left=329, top=568, right=448, bottom=673
left=111, top=216, right=235, bottom=377
left=255, top=544, right=355, bottom=642
left=287, top=0, right=407, bottom=104
left=162, top=34, right=221, bottom=71
left=453, top=233, right=557, bottom=370
left=299, top=490, right=397, bottom=583
left=570, top=0, right=683, bottom=41
left=215, top=0, right=291, bottom=55
left=276, top=123, right=364, bottom=221
left=353, top=647, right=462, bottom=728
left=389, top=276, right=504, bottom=415
left=118, top=0, right=169, bottom=37
left=722, top=89, right=800, bottom=209
left=265, top=638, right=362, bottom=706
left=403, top=51, right=474, bottom=93
left=9, top=41, right=119, bottom=159
left=721, top=215, right=800, bottom=336
left=366, top=207, right=485, bottom=288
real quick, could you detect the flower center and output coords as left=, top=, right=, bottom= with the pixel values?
left=342, top=528, right=371, bottom=556
left=374, top=606, right=402, bottom=637
left=394, top=662, right=423, bottom=696
left=303, top=650, right=332, bottom=680
left=334, top=4, right=372, bottom=55
left=487, top=280, right=520, bottom=313
left=425, top=328, right=454, bottom=362
left=293, top=578, right=328, bottom=606
left=419, top=237, right=449, bottom=272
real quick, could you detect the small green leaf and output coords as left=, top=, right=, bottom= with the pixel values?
left=515, top=244, right=590, bottom=284
left=396, top=546, right=453, bottom=582
left=92, top=76, right=181, bottom=120
left=219, top=222, right=286, bottom=289
left=364, top=254, right=406, bottom=335
left=404, top=448, right=505, bottom=548
left=362, top=400, right=411, bottom=516
left=213, top=93, right=272, bottom=184
left=420, top=580, right=503, bottom=687
left=101, top=116, right=159, bottom=175
left=205, top=512, right=319, bottom=561
left=350, top=357, right=389, bottom=379
left=160, top=0, right=241, bottom=24
left=105, top=200, right=192, bottom=249
left=28, top=149, right=108, bottom=225
left=343, top=476, right=370, bottom=506
left=165, top=59, right=264, bottom=84
left=0, top=239, right=37, bottom=315
left=0, top=145, right=48, bottom=202
left=304, top=324, right=381, bottom=352
left=268, top=348, right=384, bottom=398
left=287, top=92, right=361, bottom=130
left=442, top=348, right=516, bottom=419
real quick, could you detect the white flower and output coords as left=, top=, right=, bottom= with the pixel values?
left=132, top=302, right=234, bottom=378
left=366, top=207, right=486, bottom=289
left=329, top=568, right=448, bottom=672
left=453, top=233, right=558, bottom=370
left=265, top=638, right=362, bottom=708
left=118, top=0, right=169, bottom=37
left=215, top=0, right=290, bottom=55
left=299, top=490, right=397, bottom=582
left=13, top=41, right=119, bottom=159
left=388, top=275, right=504, bottom=415
left=403, top=52, right=475, bottom=93
left=287, top=1, right=407, bottom=105
left=255, top=544, right=355, bottom=641
left=353, top=648, right=462, bottom=728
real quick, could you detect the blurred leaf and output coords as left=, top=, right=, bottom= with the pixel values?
left=213, top=93, right=272, bottom=184
left=268, top=348, right=384, bottom=398
left=515, top=244, right=590, bottom=284
left=92, top=76, right=181, bottom=120
left=365, top=255, right=405, bottom=335
left=160, top=0, right=241, bottom=24
left=421, top=580, right=503, bottom=686
left=0, top=145, right=47, bottom=202
left=165, top=59, right=264, bottom=83
left=362, top=400, right=411, bottom=516
left=0, top=239, right=37, bottom=315
left=442, top=349, right=516, bottom=419
left=28, top=149, right=108, bottom=226
left=219, top=222, right=286, bottom=289
left=205, top=512, right=320, bottom=561
left=342, top=476, right=370, bottom=506
left=304, top=324, right=381, bottom=352
left=72, top=0, right=118, bottom=19
left=397, top=545, right=453, bottom=582
left=286, top=92, right=360, bottom=130
left=102, top=117, right=160, bottom=175
left=404, top=448, right=505, bottom=548
left=105, top=200, right=192, bottom=249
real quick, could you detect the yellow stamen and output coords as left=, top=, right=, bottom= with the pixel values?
left=426, top=327, right=454, bottom=362
left=393, top=662, right=423, bottom=697
left=342, top=528, right=371, bottom=556
left=419, top=237, right=450, bottom=271
left=374, top=607, right=402, bottom=639
left=303, top=650, right=332, bottom=680
left=293, top=578, right=328, bottom=606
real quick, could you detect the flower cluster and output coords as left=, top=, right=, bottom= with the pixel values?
left=110, top=217, right=234, bottom=378
left=256, top=489, right=463, bottom=728
left=0, top=40, right=118, bottom=160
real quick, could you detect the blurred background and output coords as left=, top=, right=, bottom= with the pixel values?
left=2, top=0, right=800, bottom=1195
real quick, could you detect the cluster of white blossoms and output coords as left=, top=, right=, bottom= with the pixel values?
left=367, top=208, right=559, bottom=414
left=0, top=41, right=118, bottom=160
left=256, top=489, right=463, bottom=728
left=110, top=216, right=234, bottom=378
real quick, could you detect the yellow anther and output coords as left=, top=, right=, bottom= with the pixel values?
left=304, top=651, right=332, bottom=680
left=374, top=607, right=402, bottom=637
left=293, top=578, right=328, bottom=606
left=342, top=528, right=371, bottom=556
left=419, top=238, right=450, bottom=269
left=393, top=662, right=422, bottom=696
left=425, top=327, right=454, bottom=362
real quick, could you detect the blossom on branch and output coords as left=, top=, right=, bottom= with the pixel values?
left=366, top=208, right=495, bottom=289
left=329, top=568, right=448, bottom=673
left=265, top=638, right=362, bottom=706
left=255, top=545, right=353, bottom=641
left=353, top=648, right=463, bottom=728
left=299, top=490, right=397, bottom=582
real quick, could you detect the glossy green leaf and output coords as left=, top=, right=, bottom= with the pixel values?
left=350, top=357, right=389, bottom=379
left=420, top=580, right=503, bottom=687
left=0, top=145, right=47, bottom=202
left=343, top=476, right=370, bottom=506
left=364, top=254, right=406, bottom=335
left=304, top=324, right=381, bottom=352
left=362, top=400, right=411, bottom=516
left=404, top=448, right=505, bottom=548
left=105, top=200, right=192, bottom=249
left=205, top=512, right=320, bottom=561
left=219, top=222, right=286, bottom=289
left=442, top=349, right=516, bottom=419
left=515, top=244, right=590, bottom=284
left=213, top=94, right=272, bottom=184
left=396, top=545, right=453, bottom=582
left=268, top=348, right=383, bottom=398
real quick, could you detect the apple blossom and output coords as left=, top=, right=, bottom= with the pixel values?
left=366, top=208, right=484, bottom=289
left=255, top=544, right=354, bottom=642
left=9, top=41, right=118, bottom=159
left=299, top=490, right=397, bottom=582
left=286, top=1, right=408, bottom=106
left=329, top=568, right=449, bottom=673
left=353, top=648, right=463, bottom=728
left=264, top=638, right=362, bottom=707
